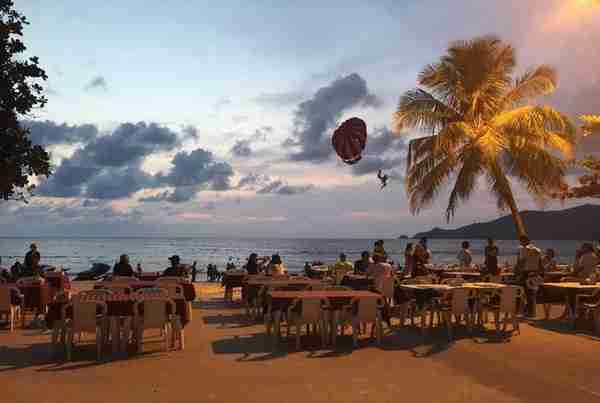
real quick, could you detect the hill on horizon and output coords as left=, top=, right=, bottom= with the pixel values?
left=413, top=204, right=600, bottom=240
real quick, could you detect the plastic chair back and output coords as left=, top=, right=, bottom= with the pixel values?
left=158, top=276, right=185, bottom=284
left=140, top=299, right=170, bottom=328
left=499, top=286, right=522, bottom=314
left=450, top=287, right=471, bottom=315
left=71, top=300, right=105, bottom=332
left=354, top=297, right=378, bottom=323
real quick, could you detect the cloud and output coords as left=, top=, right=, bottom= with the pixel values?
left=85, top=75, right=108, bottom=91
left=139, top=186, right=199, bottom=203
left=231, top=139, right=253, bottom=157
left=350, top=127, right=409, bottom=176
left=236, top=173, right=270, bottom=189
left=22, top=120, right=98, bottom=146
left=156, top=148, right=234, bottom=190
left=254, top=91, right=305, bottom=107
left=85, top=167, right=154, bottom=200
left=181, top=125, right=199, bottom=141
left=213, top=97, right=231, bottom=110
left=256, top=180, right=314, bottom=196
left=284, top=73, right=381, bottom=162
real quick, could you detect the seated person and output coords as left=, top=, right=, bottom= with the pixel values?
left=163, top=255, right=186, bottom=277
left=457, top=241, right=473, bottom=268
left=266, top=254, right=287, bottom=276
left=113, top=254, right=135, bottom=277
left=354, top=251, right=371, bottom=275
left=332, top=253, right=354, bottom=284
left=574, top=243, right=598, bottom=280
left=246, top=253, right=259, bottom=275
left=541, top=248, right=557, bottom=272
left=367, top=261, right=393, bottom=292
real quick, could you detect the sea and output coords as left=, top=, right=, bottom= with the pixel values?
left=0, top=237, right=589, bottom=275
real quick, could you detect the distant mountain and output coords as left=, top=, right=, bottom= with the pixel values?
left=413, top=204, right=600, bottom=240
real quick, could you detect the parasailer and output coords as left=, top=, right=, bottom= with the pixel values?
left=377, top=170, right=389, bottom=189
left=331, top=117, right=367, bottom=165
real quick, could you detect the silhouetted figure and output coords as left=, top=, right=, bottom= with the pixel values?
left=484, top=238, right=499, bottom=276
left=24, top=243, right=40, bottom=272
left=246, top=253, right=259, bottom=275
left=10, top=261, right=22, bottom=280
left=191, top=261, right=198, bottom=282
left=136, top=263, right=143, bottom=276
left=113, top=254, right=135, bottom=277
left=377, top=170, right=389, bottom=189
left=164, top=255, right=185, bottom=277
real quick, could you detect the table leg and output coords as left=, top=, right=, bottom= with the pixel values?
left=110, top=316, right=120, bottom=355
left=273, top=311, right=281, bottom=343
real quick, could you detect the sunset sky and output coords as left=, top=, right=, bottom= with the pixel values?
left=5, top=0, right=600, bottom=238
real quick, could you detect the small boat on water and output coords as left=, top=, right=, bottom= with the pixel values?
left=73, top=263, right=111, bottom=281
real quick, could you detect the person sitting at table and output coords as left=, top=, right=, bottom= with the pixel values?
left=354, top=251, right=371, bottom=275
left=113, top=254, right=135, bottom=277
left=163, top=255, right=186, bottom=277
left=372, top=240, right=388, bottom=263
left=367, top=260, right=393, bottom=293
left=574, top=243, right=599, bottom=280
left=457, top=241, right=473, bottom=269
left=541, top=248, right=557, bottom=273
left=412, top=238, right=431, bottom=276
left=266, top=254, right=286, bottom=276
left=483, top=238, right=499, bottom=276
left=246, top=253, right=259, bottom=275
left=10, top=260, right=22, bottom=281
left=333, top=253, right=354, bottom=284
left=303, top=262, right=311, bottom=276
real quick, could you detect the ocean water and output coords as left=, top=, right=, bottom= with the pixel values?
left=0, top=237, right=587, bottom=274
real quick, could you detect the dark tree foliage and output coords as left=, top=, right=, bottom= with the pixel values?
left=0, top=0, right=50, bottom=202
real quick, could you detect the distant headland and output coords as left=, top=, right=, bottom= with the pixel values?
left=413, top=204, right=600, bottom=240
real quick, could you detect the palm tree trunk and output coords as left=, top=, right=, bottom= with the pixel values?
left=505, top=191, right=527, bottom=238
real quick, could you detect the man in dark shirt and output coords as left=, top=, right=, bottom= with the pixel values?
left=24, top=243, right=41, bottom=271
left=163, top=255, right=185, bottom=277
left=354, top=251, right=371, bottom=274
left=113, top=254, right=135, bottom=277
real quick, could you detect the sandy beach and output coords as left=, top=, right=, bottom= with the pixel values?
left=1, top=281, right=600, bottom=403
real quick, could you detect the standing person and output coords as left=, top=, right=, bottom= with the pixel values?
left=246, top=253, right=259, bottom=275
left=303, top=262, right=311, bottom=276
left=574, top=243, right=599, bottom=280
left=191, top=261, right=198, bottom=282
left=484, top=238, right=499, bottom=276
left=403, top=243, right=415, bottom=275
left=136, top=263, right=143, bottom=277
left=516, top=236, right=542, bottom=317
left=354, top=251, right=371, bottom=275
left=333, top=253, right=354, bottom=284
left=412, top=237, right=430, bottom=276
left=372, top=240, right=388, bottom=263
left=367, top=260, right=393, bottom=294
left=24, top=243, right=40, bottom=272
left=113, top=254, right=135, bottom=277
left=457, top=241, right=473, bottom=268
left=164, top=255, right=185, bottom=277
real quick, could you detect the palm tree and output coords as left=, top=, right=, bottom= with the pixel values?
left=393, top=36, right=576, bottom=238
left=581, top=115, right=600, bottom=137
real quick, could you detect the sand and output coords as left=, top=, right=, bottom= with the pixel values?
left=2, top=282, right=600, bottom=403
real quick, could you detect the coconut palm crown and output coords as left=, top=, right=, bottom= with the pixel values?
left=393, top=36, right=576, bottom=237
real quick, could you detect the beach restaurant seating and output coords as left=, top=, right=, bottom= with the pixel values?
left=286, top=297, right=329, bottom=349
left=16, top=276, right=47, bottom=328
left=0, top=286, right=22, bottom=332
left=344, top=297, right=383, bottom=347
left=64, top=297, right=107, bottom=361
left=134, top=288, right=174, bottom=353
left=438, top=287, right=474, bottom=340
left=578, top=289, right=600, bottom=335
left=479, top=285, right=524, bottom=335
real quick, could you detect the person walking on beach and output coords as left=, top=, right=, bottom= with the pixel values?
left=24, top=243, right=40, bottom=272
left=484, top=238, right=499, bottom=276
left=354, top=251, right=371, bottom=275
left=457, top=241, right=473, bottom=268
left=113, top=254, right=135, bottom=277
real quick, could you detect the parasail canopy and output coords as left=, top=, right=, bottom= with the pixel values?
left=331, top=117, right=367, bottom=165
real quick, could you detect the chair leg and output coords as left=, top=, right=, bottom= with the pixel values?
left=352, top=318, right=359, bottom=348
left=96, top=327, right=102, bottom=361
left=110, top=317, right=120, bottom=355
left=376, top=317, right=382, bottom=346
left=65, top=328, right=73, bottom=361
left=444, top=312, right=452, bottom=340
left=320, top=320, right=326, bottom=348
left=513, top=313, right=520, bottom=334
left=494, top=311, right=501, bottom=335
left=164, top=324, right=170, bottom=352
left=121, top=317, right=131, bottom=352
left=9, top=308, right=14, bottom=332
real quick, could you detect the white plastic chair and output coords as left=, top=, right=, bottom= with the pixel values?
left=480, top=285, right=524, bottom=335
left=438, top=287, right=474, bottom=340
left=0, top=287, right=21, bottom=331
left=286, top=297, right=329, bottom=349
left=154, top=284, right=186, bottom=350
left=134, top=288, right=174, bottom=353
left=340, top=297, right=383, bottom=348
left=16, top=276, right=46, bottom=328
left=64, top=298, right=107, bottom=361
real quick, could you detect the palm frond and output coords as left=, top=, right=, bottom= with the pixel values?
left=581, top=115, right=600, bottom=137
left=408, top=155, right=457, bottom=214
left=500, top=65, right=557, bottom=108
left=446, top=146, right=484, bottom=221
left=393, top=88, right=460, bottom=133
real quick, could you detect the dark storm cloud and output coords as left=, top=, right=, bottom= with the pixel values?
left=156, top=148, right=234, bottom=191
left=350, top=127, right=409, bottom=176
left=237, top=173, right=268, bottom=189
left=78, top=122, right=180, bottom=168
left=37, top=158, right=101, bottom=197
left=23, top=120, right=98, bottom=146
left=231, top=139, right=252, bottom=157
left=256, top=180, right=314, bottom=196
left=285, top=73, right=381, bottom=162
left=85, top=75, right=108, bottom=91
left=85, top=167, right=154, bottom=200
left=181, top=125, right=199, bottom=141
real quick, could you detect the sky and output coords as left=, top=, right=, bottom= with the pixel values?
left=4, top=0, right=600, bottom=238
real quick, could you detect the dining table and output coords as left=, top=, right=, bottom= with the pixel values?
left=541, top=282, right=600, bottom=326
